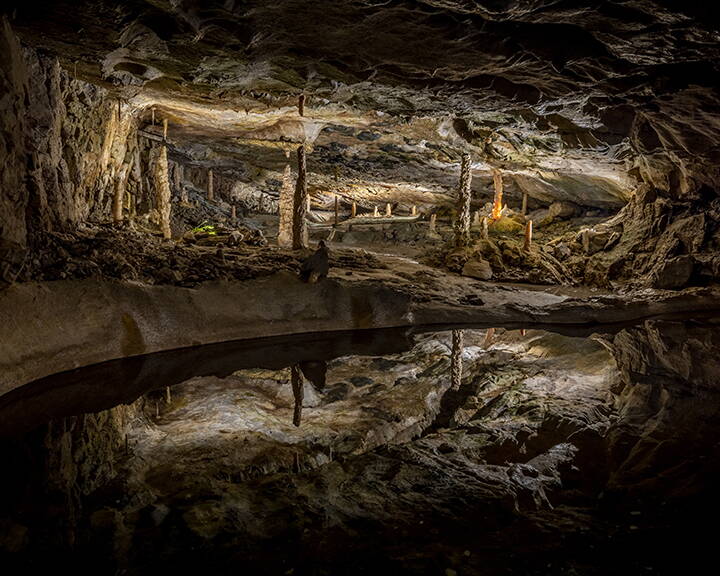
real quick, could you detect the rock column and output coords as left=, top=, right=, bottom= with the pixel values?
left=150, top=145, right=172, bottom=239
left=292, top=145, right=309, bottom=249
left=454, top=153, right=472, bottom=247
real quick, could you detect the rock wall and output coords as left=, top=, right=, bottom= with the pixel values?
left=0, top=18, right=140, bottom=251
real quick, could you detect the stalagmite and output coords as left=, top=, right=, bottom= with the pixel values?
left=429, top=212, right=437, bottom=231
left=373, top=206, right=379, bottom=217
left=111, top=165, right=129, bottom=223
left=481, top=216, right=489, bottom=240
left=291, top=365, right=304, bottom=427
left=491, top=169, right=504, bottom=220
left=472, top=210, right=480, bottom=226
left=292, top=145, right=308, bottom=249
left=411, top=205, right=417, bottom=216
left=454, top=153, right=472, bottom=247
left=483, top=328, right=495, bottom=349
left=451, top=329, right=464, bottom=391
left=150, top=145, right=172, bottom=239
left=231, top=205, right=236, bottom=219
left=521, top=191, right=528, bottom=216
left=386, top=203, right=392, bottom=217
left=165, top=386, right=171, bottom=404
left=277, top=152, right=294, bottom=248
left=351, top=201, right=357, bottom=218
left=207, top=169, right=214, bottom=201
left=523, top=220, right=533, bottom=251
left=298, top=93, right=305, bottom=117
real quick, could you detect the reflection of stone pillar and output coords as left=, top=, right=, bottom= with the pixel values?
left=292, top=145, right=308, bottom=250
left=523, top=220, right=533, bottom=251
left=278, top=153, right=293, bottom=247
left=291, top=365, right=304, bottom=427
left=451, top=330, right=463, bottom=390
left=454, top=153, right=472, bottom=247
left=151, top=145, right=172, bottom=239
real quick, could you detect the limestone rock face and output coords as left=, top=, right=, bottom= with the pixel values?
left=652, top=255, right=694, bottom=289
left=462, top=258, right=493, bottom=280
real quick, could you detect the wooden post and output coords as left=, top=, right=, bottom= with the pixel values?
left=292, top=145, right=308, bottom=249
left=291, top=365, right=304, bottom=427
left=351, top=201, right=357, bottom=218
left=386, top=203, right=392, bottom=217
left=298, top=94, right=305, bottom=117
left=523, top=219, right=533, bottom=251
left=454, top=153, right=472, bottom=247
left=451, top=330, right=463, bottom=390
left=521, top=191, right=528, bottom=216
left=207, top=169, right=214, bottom=201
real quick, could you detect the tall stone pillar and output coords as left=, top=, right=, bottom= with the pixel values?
left=150, top=145, right=172, bottom=239
left=454, top=153, right=472, bottom=247
left=292, top=145, right=308, bottom=249
left=277, top=152, right=294, bottom=247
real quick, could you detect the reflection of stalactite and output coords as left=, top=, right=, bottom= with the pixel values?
left=291, top=365, right=304, bottom=427
left=451, top=329, right=464, bottom=390
left=454, top=153, right=472, bottom=247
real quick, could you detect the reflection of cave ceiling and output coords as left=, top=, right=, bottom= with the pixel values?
left=8, top=0, right=720, bottom=207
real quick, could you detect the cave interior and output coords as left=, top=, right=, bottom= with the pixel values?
left=1, top=1, right=720, bottom=574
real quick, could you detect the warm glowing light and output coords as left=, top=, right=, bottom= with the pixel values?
left=490, top=169, right=504, bottom=221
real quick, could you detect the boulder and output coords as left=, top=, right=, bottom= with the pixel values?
left=652, top=255, right=694, bottom=289
left=462, top=258, right=493, bottom=280
left=548, top=201, right=578, bottom=220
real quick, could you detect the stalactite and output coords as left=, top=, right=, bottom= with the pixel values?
left=292, top=145, right=308, bottom=250
left=454, top=153, right=472, bottom=247
left=277, top=157, right=294, bottom=248
left=451, top=330, right=463, bottom=390
left=291, top=365, right=304, bottom=427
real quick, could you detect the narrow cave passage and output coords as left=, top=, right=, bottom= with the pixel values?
left=1, top=1, right=720, bottom=574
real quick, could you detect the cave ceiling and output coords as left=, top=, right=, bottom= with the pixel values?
left=7, top=0, right=720, bottom=208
